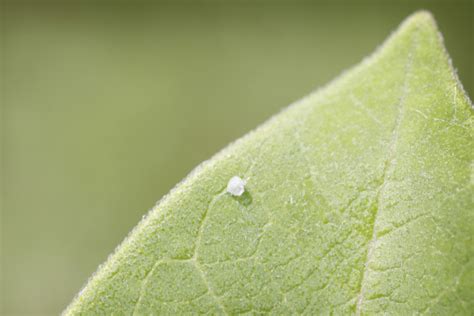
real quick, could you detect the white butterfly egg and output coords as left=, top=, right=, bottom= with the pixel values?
left=226, top=176, right=246, bottom=196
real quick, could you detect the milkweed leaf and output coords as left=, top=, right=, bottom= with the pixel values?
left=65, top=11, right=473, bottom=315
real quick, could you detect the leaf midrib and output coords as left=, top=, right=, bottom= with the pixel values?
left=355, top=24, right=421, bottom=314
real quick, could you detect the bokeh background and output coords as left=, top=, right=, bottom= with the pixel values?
left=1, top=0, right=472, bottom=314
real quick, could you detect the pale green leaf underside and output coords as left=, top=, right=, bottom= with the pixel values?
left=65, top=12, right=473, bottom=315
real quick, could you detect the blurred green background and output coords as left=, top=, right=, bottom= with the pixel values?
left=1, top=0, right=472, bottom=315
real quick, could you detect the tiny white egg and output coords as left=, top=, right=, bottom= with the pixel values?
left=226, top=176, right=246, bottom=196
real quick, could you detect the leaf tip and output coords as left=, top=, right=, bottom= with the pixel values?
left=408, top=10, right=436, bottom=23
left=399, top=10, right=438, bottom=34
left=404, top=10, right=472, bottom=106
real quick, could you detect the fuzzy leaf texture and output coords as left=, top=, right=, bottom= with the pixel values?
left=65, top=11, right=473, bottom=315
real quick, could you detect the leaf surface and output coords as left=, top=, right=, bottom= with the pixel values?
left=65, top=11, right=473, bottom=315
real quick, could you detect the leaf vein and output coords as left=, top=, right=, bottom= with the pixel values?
left=355, top=25, right=420, bottom=315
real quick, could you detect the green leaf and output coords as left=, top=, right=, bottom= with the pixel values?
left=65, top=11, right=473, bottom=315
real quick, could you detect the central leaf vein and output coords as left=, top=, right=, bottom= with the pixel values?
left=355, top=26, right=420, bottom=315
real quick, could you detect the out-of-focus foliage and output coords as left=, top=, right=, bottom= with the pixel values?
left=2, top=1, right=472, bottom=314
